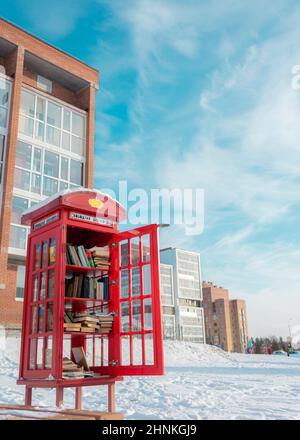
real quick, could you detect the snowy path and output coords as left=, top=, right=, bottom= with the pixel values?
left=0, top=336, right=300, bottom=420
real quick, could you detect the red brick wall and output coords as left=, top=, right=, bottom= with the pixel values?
left=22, top=67, right=82, bottom=109
left=0, top=19, right=98, bottom=328
left=0, top=263, right=23, bottom=328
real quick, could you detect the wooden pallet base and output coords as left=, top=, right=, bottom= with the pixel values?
left=0, top=404, right=123, bottom=420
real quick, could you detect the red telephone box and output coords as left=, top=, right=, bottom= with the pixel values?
left=17, top=189, right=164, bottom=411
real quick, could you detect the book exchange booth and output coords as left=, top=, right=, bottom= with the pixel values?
left=17, top=189, right=164, bottom=412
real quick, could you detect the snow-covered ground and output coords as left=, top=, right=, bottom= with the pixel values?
left=1, top=335, right=300, bottom=420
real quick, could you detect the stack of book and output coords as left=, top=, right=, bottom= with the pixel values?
left=64, top=310, right=114, bottom=334
left=98, top=313, right=114, bottom=333
left=64, top=322, right=81, bottom=332
left=73, top=314, right=100, bottom=333
left=66, top=244, right=95, bottom=268
left=90, top=248, right=110, bottom=270
left=62, top=357, right=84, bottom=379
left=65, top=274, right=109, bottom=300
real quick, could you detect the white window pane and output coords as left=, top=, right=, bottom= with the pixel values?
left=19, top=115, right=34, bottom=137
left=34, top=121, right=44, bottom=142
left=61, top=131, right=70, bottom=151
left=37, top=75, right=52, bottom=93
left=33, top=148, right=41, bottom=172
left=59, top=181, right=68, bottom=191
left=16, top=265, right=26, bottom=299
left=44, top=150, right=59, bottom=177
left=46, top=125, right=60, bottom=147
left=15, top=141, right=32, bottom=169
left=9, top=225, right=27, bottom=249
left=63, top=109, right=70, bottom=131
left=20, top=90, right=35, bottom=117
left=47, top=102, right=61, bottom=128
left=43, top=177, right=58, bottom=196
left=60, top=157, right=68, bottom=180
left=71, top=135, right=84, bottom=155
left=70, top=160, right=83, bottom=185
left=0, top=107, right=8, bottom=129
left=0, top=79, right=10, bottom=107
left=14, top=168, right=30, bottom=191
left=31, top=173, right=41, bottom=194
left=72, top=113, right=85, bottom=138
left=36, top=97, right=45, bottom=121
left=0, top=134, right=4, bottom=162
left=12, top=196, right=29, bottom=224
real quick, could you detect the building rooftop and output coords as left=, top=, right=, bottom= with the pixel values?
left=160, top=247, right=200, bottom=255
left=0, top=17, right=99, bottom=91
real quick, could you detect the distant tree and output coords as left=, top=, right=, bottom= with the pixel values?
left=254, top=337, right=263, bottom=354
left=278, top=337, right=286, bottom=351
left=271, top=337, right=280, bottom=352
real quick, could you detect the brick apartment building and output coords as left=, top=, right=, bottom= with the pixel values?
left=0, top=18, right=99, bottom=328
left=230, top=299, right=248, bottom=353
left=202, top=282, right=248, bottom=353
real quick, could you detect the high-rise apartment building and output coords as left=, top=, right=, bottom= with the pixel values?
left=230, top=299, right=248, bottom=353
left=160, top=248, right=205, bottom=343
left=0, top=18, right=98, bottom=327
left=202, top=282, right=233, bottom=351
left=160, top=263, right=176, bottom=339
left=202, top=281, right=248, bottom=352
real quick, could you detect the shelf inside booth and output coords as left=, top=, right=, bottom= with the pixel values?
left=66, top=264, right=109, bottom=273
left=63, top=331, right=111, bottom=338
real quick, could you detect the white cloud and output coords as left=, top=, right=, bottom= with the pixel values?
left=21, top=0, right=90, bottom=39
left=92, top=0, right=300, bottom=336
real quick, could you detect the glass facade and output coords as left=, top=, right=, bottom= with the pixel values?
left=16, top=265, right=26, bottom=299
left=160, top=264, right=176, bottom=339
left=19, top=89, right=86, bottom=155
left=0, top=77, right=11, bottom=130
left=160, top=248, right=206, bottom=343
left=9, top=88, right=86, bottom=253
left=0, top=77, right=11, bottom=194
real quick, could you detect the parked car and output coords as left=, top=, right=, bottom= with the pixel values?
left=289, top=351, right=300, bottom=358
left=273, top=350, right=286, bottom=355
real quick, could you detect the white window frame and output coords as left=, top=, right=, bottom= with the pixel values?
left=19, top=86, right=87, bottom=160
left=9, top=86, right=86, bottom=256
left=0, top=76, right=12, bottom=212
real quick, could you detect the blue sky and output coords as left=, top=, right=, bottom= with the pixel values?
left=2, top=0, right=300, bottom=337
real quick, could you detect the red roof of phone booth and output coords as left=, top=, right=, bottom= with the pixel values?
left=21, top=188, right=127, bottom=226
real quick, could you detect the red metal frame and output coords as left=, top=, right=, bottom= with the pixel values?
left=18, top=190, right=164, bottom=404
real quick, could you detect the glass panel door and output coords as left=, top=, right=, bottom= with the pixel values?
left=23, top=228, right=60, bottom=378
left=111, top=224, right=164, bottom=376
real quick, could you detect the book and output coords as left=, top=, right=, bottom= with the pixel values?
left=64, top=312, right=72, bottom=323
left=62, top=372, right=85, bottom=379
left=73, top=315, right=99, bottom=323
left=72, top=347, right=89, bottom=371
left=86, top=251, right=95, bottom=268
left=70, top=245, right=81, bottom=266
left=66, top=245, right=76, bottom=265
left=82, top=322, right=100, bottom=329
left=89, top=247, right=110, bottom=258
left=62, top=357, right=84, bottom=375
left=77, top=245, right=89, bottom=267
left=64, top=322, right=81, bottom=328
left=49, top=242, right=56, bottom=265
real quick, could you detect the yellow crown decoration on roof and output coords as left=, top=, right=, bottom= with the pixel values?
left=88, top=198, right=104, bottom=209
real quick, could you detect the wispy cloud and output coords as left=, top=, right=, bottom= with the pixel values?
left=19, top=0, right=91, bottom=39
left=91, top=0, right=300, bottom=336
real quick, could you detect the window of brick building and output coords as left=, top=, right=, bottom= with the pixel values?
left=16, top=265, right=26, bottom=300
